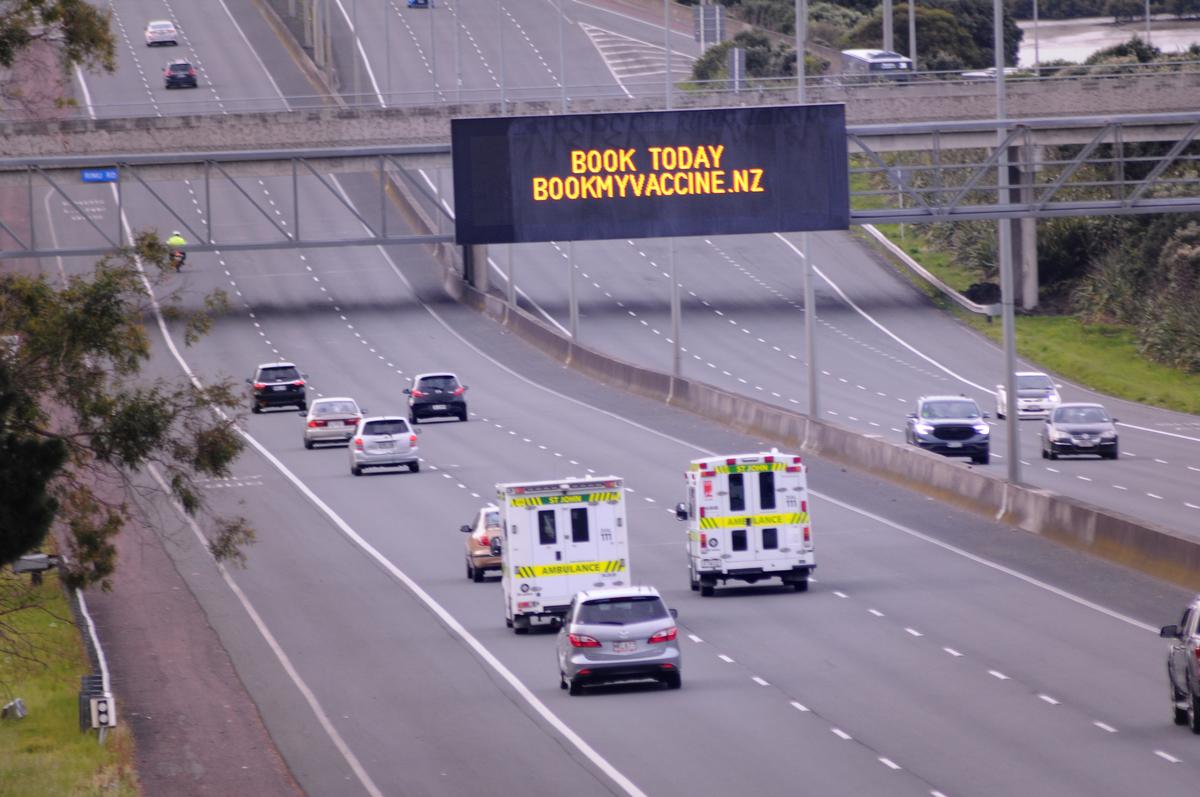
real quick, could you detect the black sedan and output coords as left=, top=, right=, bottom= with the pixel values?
left=1041, top=402, right=1119, bottom=459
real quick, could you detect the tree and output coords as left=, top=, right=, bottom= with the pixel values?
left=1105, top=0, right=1146, bottom=22
left=844, top=0, right=1022, bottom=68
left=0, top=0, right=114, bottom=71
left=0, top=235, right=253, bottom=589
left=691, top=29, right=825, bottom=81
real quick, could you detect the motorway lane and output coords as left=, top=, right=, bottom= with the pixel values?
left=111, top=162, right=1200, bottom=793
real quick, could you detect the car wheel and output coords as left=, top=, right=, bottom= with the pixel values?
left=298, top=401, right=307, bottom=411
left=663, top=672, right=682, bottom=690
left=1040, top=446, right=1048, bottom=459
left=409, top=414, right=419, bottom=425
left=1106, top=447, right=1119, bottom=460
left=251, top=402, right=261, bottom=414
left=304, top=439, right=314, bottom=450
left=1173, top=679, right=1190, bottom=725
left=472, top=563, right=484, bottom=583
left=568, top=679, right=583, bottom=696
left=1047, top=449, right=1058, bottom=460
left=972, top=450, right=990, bottom=465
left=351, top=465, right=363, bottom=476
left=459, top=410, right=468, bottom=422
left=559, top=672, right=568, bottom=690
left=1190, top=693, right=1200, bottom=734
left=409, top=461, right=420, bottom=473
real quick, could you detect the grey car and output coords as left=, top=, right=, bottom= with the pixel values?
left=557, top=586, right=681, bottom=695
left=303, top=397, right=363, bottom=449
left=1160, top=595, right=1200, bottom=733
left=906, top=395, right=991, bottom=465
left=1041, top=402, right=1119, bottom=460
left=348, top=416, right=419, bottom=475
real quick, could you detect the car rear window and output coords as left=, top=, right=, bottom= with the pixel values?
left=259, top=366, right=299, bottom=382
left=151, top=22, right=173, bottom=30
left=577, top=596, right=667, bottom=625
left=417, top=375, right=459, bottom=391
left=169, top=63, right=192, bottom=72
left=315, top=401, right=357, bottom=415
left=363, top=419, right=409, bottom=436
left=484, top=510, right=500, bottom=527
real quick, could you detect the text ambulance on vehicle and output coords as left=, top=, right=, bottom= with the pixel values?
left=496, top=476, right=630, bottom=634
left=674, top=451, right=814, bottom=596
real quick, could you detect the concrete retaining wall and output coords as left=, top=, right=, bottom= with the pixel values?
left=458, top=284, right=1200, bottom=591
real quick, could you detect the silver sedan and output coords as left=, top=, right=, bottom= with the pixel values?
left=557, top=586, right=681, bottom=695
left=302, top=397, right=363, bottom=449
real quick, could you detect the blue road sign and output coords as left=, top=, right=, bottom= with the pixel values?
left=81, top=168, right=119, bottom=183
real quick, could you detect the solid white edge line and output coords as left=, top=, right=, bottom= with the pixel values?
left=1116, top=420, right=1200, bottom=444
left=772, top=232, right=994, bottom=395
left=128, top=182, right=648, bottom=797
left=145, top=464, right=386, bottom=797
left=73, top=65, right=96, bottom=119
left=332, top=0, right=386, bottom=107
left=73, top=588, right=111, bottom=694
left=216, top=0, right=288, bottom=104
left=813, top=491, right=1158, bottom=634
left=111, top=188, right=385, bottom=797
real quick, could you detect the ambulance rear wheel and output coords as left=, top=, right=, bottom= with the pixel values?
left=505, top=616, right=513, bottom=628
left=514, top=616, right=530, bottom=635
left=793, top=577, right=809, bottom=593
left=699, top=579, right=715, bottom=597
left=688, top=563, right=699, bottom=592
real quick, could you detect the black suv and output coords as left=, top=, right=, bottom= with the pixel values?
left=404, top=372, right=468, bottom=423
left=1161, top=596, right=1200, bottom=733
left=905, top=395, right=991, bottom=465
left=164, top=60, right=198, bottom=88
left=248, top=363, right=306, bottom=413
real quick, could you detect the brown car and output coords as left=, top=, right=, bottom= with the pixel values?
left=461, top=505, right=501, bottom=582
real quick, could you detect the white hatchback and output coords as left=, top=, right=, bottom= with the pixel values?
left=348, top=416, right=419, bottom=476
left=996, top=371, right=1062, bottom=419
left=145, top=20, right=178, bottom=46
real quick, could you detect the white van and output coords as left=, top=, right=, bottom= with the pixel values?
left=675, top=451, right=814, bottom=596
left=497, top=476, right=629, bottom=634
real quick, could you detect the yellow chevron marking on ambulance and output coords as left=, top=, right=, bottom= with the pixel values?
left=688, top=462, right=788, bottom=474
left=513, top=560, right=626, bottom=578
left=509, top=491, right=621, bottom=508
left=698, top=512, right=807, bottom=529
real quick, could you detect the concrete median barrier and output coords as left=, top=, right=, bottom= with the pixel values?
left=458, top=282, right=1200, bottom=591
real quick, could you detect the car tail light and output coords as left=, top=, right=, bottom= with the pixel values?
left=648, top=627, right=677, bottom=644
left=408, top=434, right=417, bottom=444
left=478, top=532, right=489, bottom=546
left=291, top=380, right=305, bottom=387
left=344, top=418, right=358, bottom=426
left=188, top=68, right=197, bottom=77
left=659, top=663, right=676, bottom=670
left=412, top=389, right=426, bottom=398
left=452, top=386, right=465, bottom=396
left=568, top=633, right=601, bottom=648
left=1194, top=644, right=1200, bottom=664
left=253, top=382, right=266, bottom=390
left=307, top=420, right=326, bottom=428
left=354, top=437, right=363, bottom=449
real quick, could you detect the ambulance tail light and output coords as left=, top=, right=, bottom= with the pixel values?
left=803, top=527, right=812, bottom=549
left=699, top=533, right=707, bottom=549
left=764, top=455, right=774, bottom=463
left=648, top=627, right=677, bottom=644
left=700, top=470, right=715, bottom=477
left=726, top=458, right=737, bottom=466
left=568, top=633, right=601, bottom=648
left=802, top=500, right=808, bottom=513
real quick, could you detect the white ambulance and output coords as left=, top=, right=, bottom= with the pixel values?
left=674, top=451, right=814, bottom=596
left=496, top=476, right=630, bottom=634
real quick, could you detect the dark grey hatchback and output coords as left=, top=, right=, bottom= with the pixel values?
left=405, top=372, right=468, bottom=423
left=1041, top=402, right=1118, bottom=459
left=248, top=362, right=307, bottom=413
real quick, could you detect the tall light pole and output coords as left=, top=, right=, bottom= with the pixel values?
left=796, top=0, right=818, bottom=421
left=1033, top=0, right=1040, bottom=74
left=995, top=0, right=1019, bottom=484
left=883, top=0, right=894, bottom=51
left=664, top=0, right=673, bottom=109
left=1145, top=0, right=1152, bottom=44
left=907, top=0, right=917, bottom=70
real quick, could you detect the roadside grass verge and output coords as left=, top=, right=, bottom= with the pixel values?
left=0, top=569, right=138, bottom=797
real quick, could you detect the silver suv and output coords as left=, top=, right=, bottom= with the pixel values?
left=1160, top=596, right=1200, bottom=733
left=906, top=395, right=991, bottom=465
left=348, top=416, right=419, bottom=476
left=556, top=586, right=681, bottom=696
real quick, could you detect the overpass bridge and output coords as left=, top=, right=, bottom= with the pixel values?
left=1, top=109, right=1198, bottom=260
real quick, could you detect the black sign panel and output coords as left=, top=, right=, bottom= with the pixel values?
left=451, top=105, right=849, bottom=245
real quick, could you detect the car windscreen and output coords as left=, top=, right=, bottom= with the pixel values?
left=1017, top=374, right=1053, bottom=390
left=417, top=375, right=458, bottom=391
left=1055, top=407, right=1109, bottom=424
left=921, top=401, right=979, bottom=420
left=577, top=596, right=668, bottom=625
left=315, top=401, right=357, bottom=415
left=363, top=420, right=409, bottom=436
left=259, top=366, right=299, bottom=382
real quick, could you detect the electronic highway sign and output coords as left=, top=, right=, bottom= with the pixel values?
left=451, top=104, right=849, bottom=245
